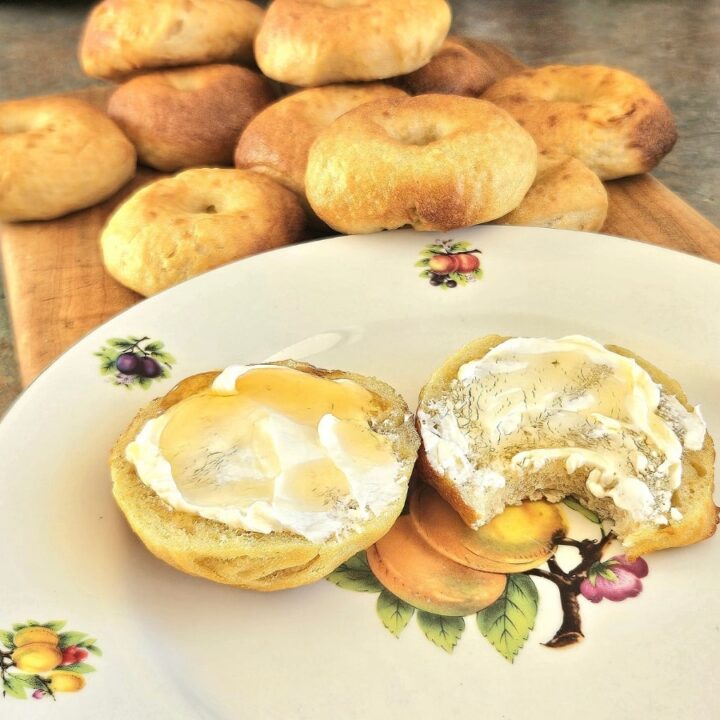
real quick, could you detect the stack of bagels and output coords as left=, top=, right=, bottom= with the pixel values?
left=0, top=0, right=678, bottom=296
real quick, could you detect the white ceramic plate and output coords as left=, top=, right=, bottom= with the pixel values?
left=1, top=226, right=719, bottom=719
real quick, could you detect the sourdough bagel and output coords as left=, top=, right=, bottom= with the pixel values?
left=255, top=0, right=452, bottom=86
left=109, top=65, right=275, bottom=171
left=100, top=168, right=304, bottom=296
left=495, top=150, right=608, bottom=231
left=483, top=64, right=677, bottom=180
left=80, top=0, right=263, bottom=80
left=234, top=83, right=407, bottom=210
left=111, top=362, right=420, bottom=590
left=0, top=97, right=136, bottom=222
left=305, top=94, right=537, bottom=233
left=416, top=335, right=717, bottom=557
left=394, top=39, right=497, bottom=97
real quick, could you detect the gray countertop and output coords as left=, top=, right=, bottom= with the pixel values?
left=0, top=0, right=718, bottom=416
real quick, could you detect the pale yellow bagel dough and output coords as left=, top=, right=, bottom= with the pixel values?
left=255, top=0, right=452, bottom=86
left=484, top=64, right=677, bottom=180
left=496, top=151, right=608, bottom=232
left=305, top=94, right=538, bottom=233
left=101, top=168, right=305, bottom=296
left=0, top=97, right=136, bottom=222
left=80, top=0, right=263, bottom=80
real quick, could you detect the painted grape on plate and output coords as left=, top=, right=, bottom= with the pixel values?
left=95, top=336, right=175, bottom=388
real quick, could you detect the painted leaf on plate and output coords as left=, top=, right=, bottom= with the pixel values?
left=416, top=612, right=465, bottom=653
left=562, top=496, right=601, bottom=524
left=58, top=631, right=87, bottom=648
left=3, top=676, right=26, bottom=700
left=326, top=552, right=383, bottom=593
left=376, top=590, right=414, bottom=638
left=477, top=575, right=539, bottom=663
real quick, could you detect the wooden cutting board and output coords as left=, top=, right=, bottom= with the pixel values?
left=2, top=39, right=719, bottom=387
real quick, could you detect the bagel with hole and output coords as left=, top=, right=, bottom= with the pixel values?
left=112, top=361, right=420, bottom=590
left=495, top=150, right=608, bottom=231
left=416, top=334, right=717, bottom=557
left=255, top=0, right=452, bottom=86
left=394, top=39, right=497, bottom=97
left=483, top=64, right=677, bottom=180
left=234, top=83, right=407, bottom=216
left=100, top=168, right=304, bottom=296
left=0, top=97, right=136, bottom=222
left=305, top=94, right=538, bottom=233
left=80, top=0, right=263, bottom=80
left=109, top=65, right=275, bottom=171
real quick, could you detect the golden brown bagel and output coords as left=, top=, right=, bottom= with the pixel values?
left=483, top=64, right=677, bottom=180
left=108, top=65, right=275, bottom=172
left=0, top=97, right=136, bottom=222
left=416, top=335, right=717, bottom=558
left=80, top=0, right=263, bottom=80
left=111, top=362, right=420, bottom=591
left=234, top=83, right=407, bottom=214
left=495, top=151, right=608, bottom=231
left=255, top=0, right=452, bottom=86
left=305, top=94, right=537, bottom=233
left=394, top=39, right=497, bottom=97
left=100, top=168, right=304, bottom=296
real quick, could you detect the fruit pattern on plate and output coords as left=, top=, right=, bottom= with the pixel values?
left=327, top=491, right=648, bottom=662
left=95, top=336, right=175, bottom=388
left=416, top=239, right=483, bottom=289
left=0, top=621, right=101, bottom=701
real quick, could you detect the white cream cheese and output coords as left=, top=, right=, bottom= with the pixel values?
left=418, top=336, right=706, bottom=526
left=125, top=365, right=404, bottom=543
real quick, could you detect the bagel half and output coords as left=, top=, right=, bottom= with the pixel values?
left=416, top=335, right=717, bottom=558
left=111, top=362, right=420, bottom=591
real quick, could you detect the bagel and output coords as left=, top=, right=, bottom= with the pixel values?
left=495, top=150, right=608, bottom=232
left=108, top=65, right=275, bottom=171
left=80, top=0, right=263, bottom=80
left=0, top=97, right=136, bottom=222
left=483, top=64, right=677, bottom=180
left=111, top=361, right=420, bottom=590
left=234, top=83, right=407, bottom=212
left=416, top=335, right=717, bottom=558
left=305, top=94, right=537, bottom=233
left=255, top=0, right=452, bottom=86
left=394, top=39, right=497, bottom=97
left=100, top=168, right=304, bottom=296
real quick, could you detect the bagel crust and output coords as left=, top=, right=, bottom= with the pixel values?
left=80, top=0, right=263, bottom=80
left=495, top=150, right=608, bottom=232
left=255, top=0, right=452, bottom=86
left=111, top=362, right=420, bottom=591
left=417, top=335, right=717, bottom=558
left=234, top=83, right=407, bottom=200
left=305, top=94, right=538, bottom=233
left=100, top=168, right=305, bottom=296
left=484, top=64, right=677, bottom=180
left=0, top=97, right=136, bottom=222
left=109, top=65, right=276, bottom=172
left=394, top=39, right=497, bottom=97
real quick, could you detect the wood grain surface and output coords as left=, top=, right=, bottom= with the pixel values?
left=1, top=39, right=719, bottom=387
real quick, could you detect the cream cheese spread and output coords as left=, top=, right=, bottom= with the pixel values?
left=125, top=364, right=403, bottom=542
left=419, top=336, right=706, bottom=526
